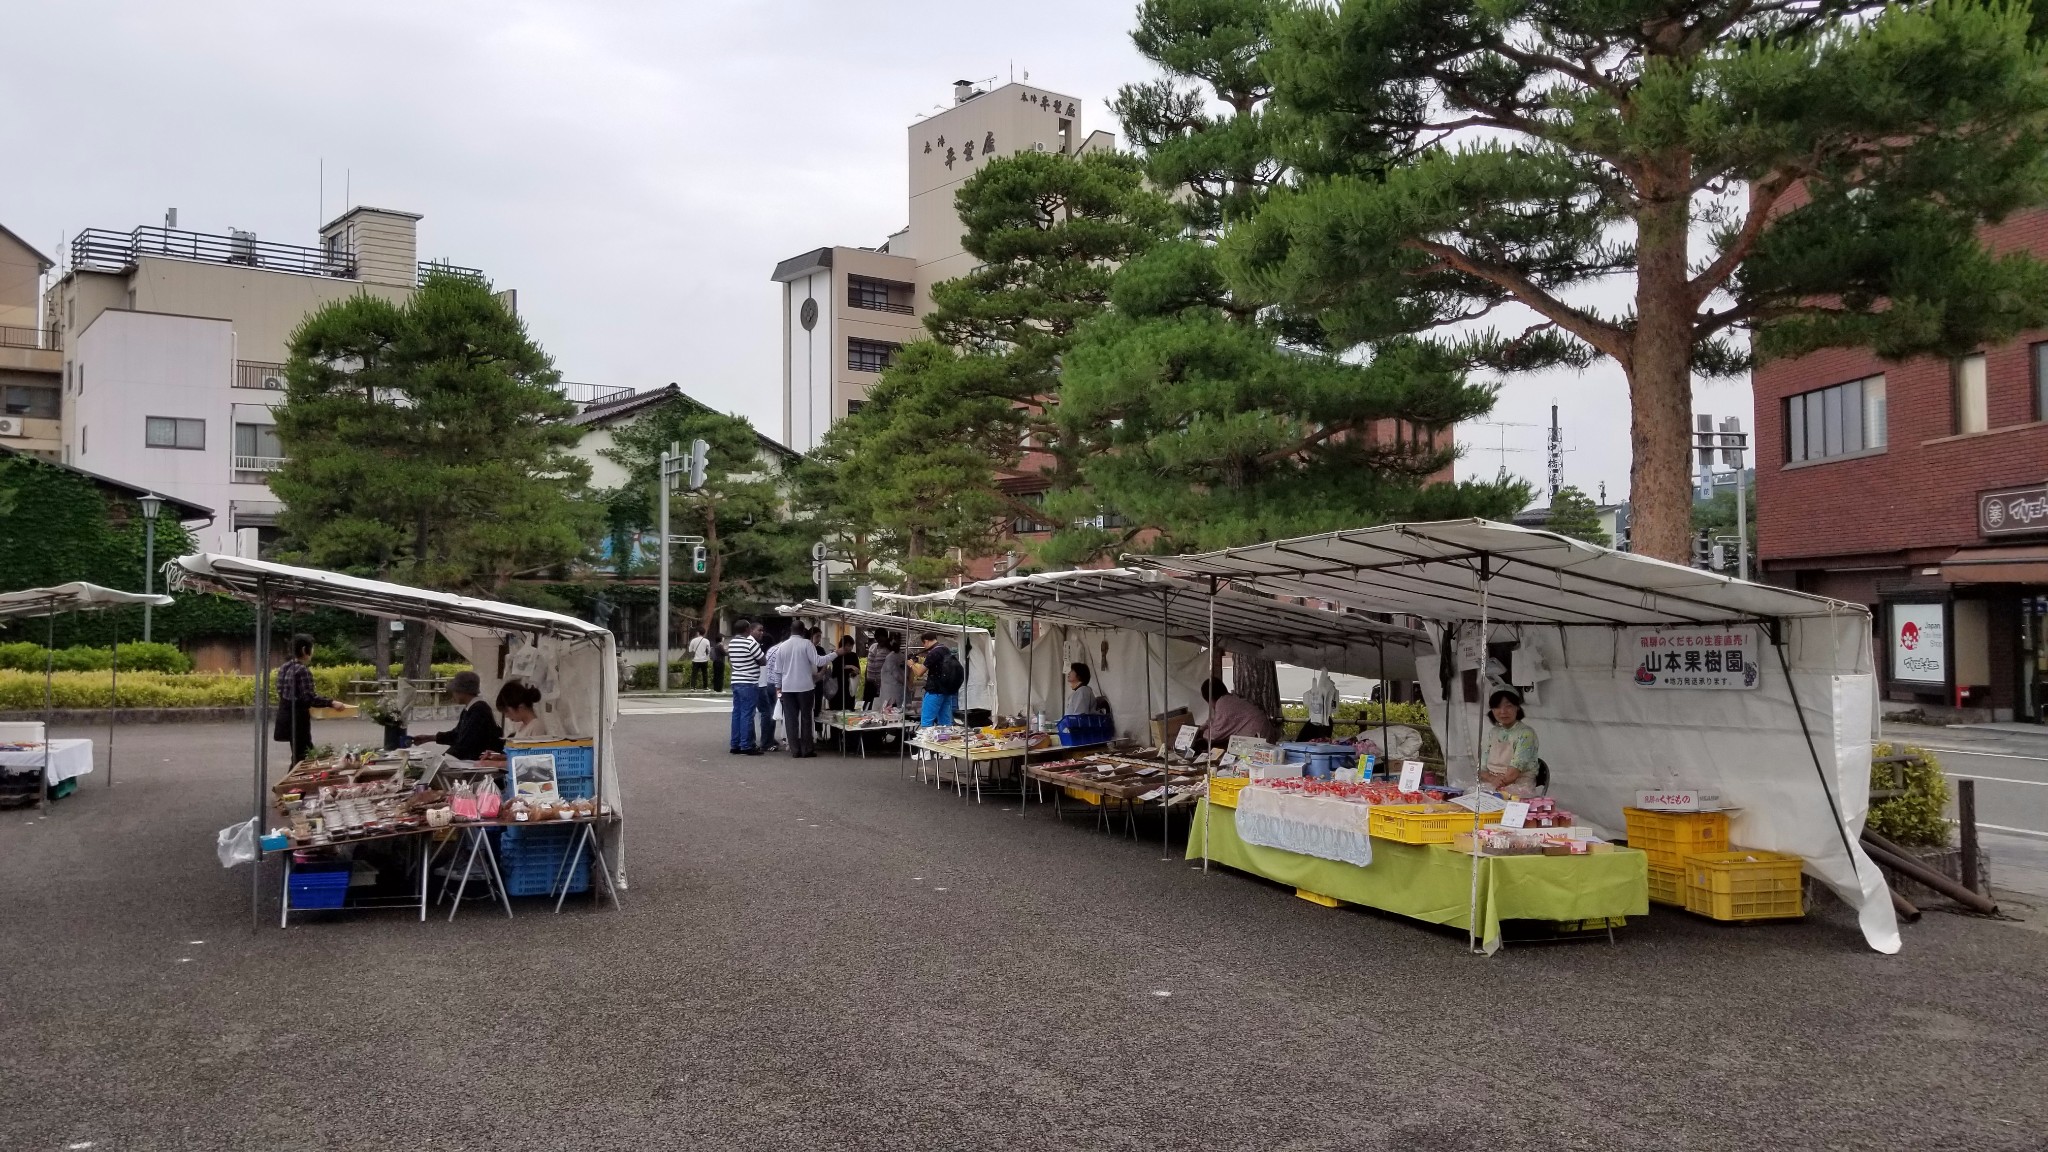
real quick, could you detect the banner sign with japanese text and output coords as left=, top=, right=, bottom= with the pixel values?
left=1626, top=627, right=1762, bottom=690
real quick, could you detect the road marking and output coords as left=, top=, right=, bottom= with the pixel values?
left=1944, top=773, right=2048, bottom=788
left=1978, top=823, right=2048, bottom=841
left=1918, top=746, right=2048, bottom=764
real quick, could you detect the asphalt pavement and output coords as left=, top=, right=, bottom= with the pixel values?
left=5, top=715, right=2048, bottom=1151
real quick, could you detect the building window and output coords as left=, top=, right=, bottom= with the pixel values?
left=1954, top=353, right=1987, bottom=434
left=233, top=422, right=284, bottom=475
left=2, top=384, right=57, bottom=419
left=847, top=276, right=911, bottom=314
left=1784, top=375, right=1885, bottom=463
left=2033, top=342, right=2048, bottom=422
left=846, top=399, right=866, bottom=415
left=847, top=338, right=898, bottom=373
left=145, top=416, right=206, bottom=450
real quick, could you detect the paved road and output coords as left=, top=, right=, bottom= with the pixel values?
left=1881, top=722, right=2048, bottom=897
left=7, top=716, right=2048, bottom=1150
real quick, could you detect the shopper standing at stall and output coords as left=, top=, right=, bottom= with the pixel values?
left=770, top=625, right=835, bottom=758
left=687, top=627, right=713, bottom=690
left=727, top=618, right=764, bottom=755
left=754, top=621, right=782, bottom=752
left=918, top=633, right=964, bottom=727
left=875, top=634, right=906, bottom=712
left=273, top=634, right=335, bottom=766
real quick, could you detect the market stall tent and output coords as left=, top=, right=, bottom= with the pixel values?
left=1136, top=519, right=1898, bottom=954
left=0, top=582, right=175, bottom=800
left=166, top=554, right=627, bottom=909
left=774, top=601, right=997, bottom=715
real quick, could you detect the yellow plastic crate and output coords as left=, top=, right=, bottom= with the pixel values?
left=1208, top=777, right=1252, bottom=809
left=1647, top=864, right=1685, bottom=907
left=1623, top=807, right=1731, bottom=870
left=1368, top=803, right=1505, bottom=845
left=1683, top=850, right=1805, bottom=921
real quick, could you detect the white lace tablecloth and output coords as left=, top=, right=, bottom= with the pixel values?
left=0, top=738, right=94, bottom=785
left=1234, top=785, right=1374, bottom=867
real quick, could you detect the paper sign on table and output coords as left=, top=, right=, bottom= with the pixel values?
left=1500, top=801, right=1531, bottom=829
left=1173, top=724, right=1198, bottom=752
left=1399, top=760, right=1424, bottom=793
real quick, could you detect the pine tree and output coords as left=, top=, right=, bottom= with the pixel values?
left=1544, top=486, right=1611, bottom=547
left=273, top=273, right=595, bottom=598
left=1229, top=0, right=2048, bottom=561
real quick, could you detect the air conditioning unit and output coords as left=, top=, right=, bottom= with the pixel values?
left=260, top=374, right=286, bottom=391
left=0, top=417, right=23, bottom=438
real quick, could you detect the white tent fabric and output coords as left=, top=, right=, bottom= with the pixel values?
left=168, top=553, right=627, bottom=883
left=0, top=583, right=173, bottom=619
left=773, top=601, right=998, bottom=713
left=1137, top=521, right=1899, bottom=954
left=894, top=569, right=1422, bottom=681
left=991, top=622, right=1212, bottom=740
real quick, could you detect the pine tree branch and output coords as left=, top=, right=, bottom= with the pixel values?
left=1403, top=238, right=1629, bottom=361
left=1689, top=173, right=1791, bottom=304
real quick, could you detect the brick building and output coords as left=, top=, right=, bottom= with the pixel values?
left=1753, top=210, right=2048, bottom=721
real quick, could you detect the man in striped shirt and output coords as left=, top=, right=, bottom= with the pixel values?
left=727, top=618, right=766, bottom=755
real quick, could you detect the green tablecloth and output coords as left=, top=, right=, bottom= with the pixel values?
left=1186, top=800, right=1648, bottom=954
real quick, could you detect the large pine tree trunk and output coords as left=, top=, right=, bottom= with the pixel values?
left=1628, top=160, right=1698, bottom=564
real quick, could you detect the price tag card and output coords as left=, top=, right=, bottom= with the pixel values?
left=1399, top=760, right=1424, bottom=793
left=1173, top=725, right=1198, bottom=752
left=1500, top=801, right=1531, bottom=829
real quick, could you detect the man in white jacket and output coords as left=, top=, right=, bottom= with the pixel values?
left=769, top=626, right=836, bottom=758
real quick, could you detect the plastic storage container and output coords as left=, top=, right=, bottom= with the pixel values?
left=286, top=860, right=352, bottom=910
left=497, top=823, right=590, bottom=896
left=1682, top=850, right=1804, bottom=921
left=1281, top=743, right=1351, bottom=779
left=1622, top=807, right=1730, bottom=870
left=1646, top=865, right=1684, bottom=907
left=1057, top=714, right=1115, bottom=746
left=1368, top=803, right=1505, bottom=845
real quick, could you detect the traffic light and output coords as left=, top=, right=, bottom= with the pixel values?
left=687, top=438, right=709, bottom=491
left=692, top=544, right=708, bottom=575
left=1693, top=531, right=1713, bottom=569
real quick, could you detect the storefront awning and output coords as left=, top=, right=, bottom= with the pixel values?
left=1940, top=545, right=2048, bottom=585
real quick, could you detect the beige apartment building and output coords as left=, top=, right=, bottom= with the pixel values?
left=0, top=224, right=60, bottom=459
left=41, top=207, right=495, bottom=551
left=772, top=79, right=1115, bottom=452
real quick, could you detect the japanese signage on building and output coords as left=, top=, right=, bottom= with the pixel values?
left=1889, top=602, right=1947, bottom=685
left=1625, top=627, right=1761, bottom=690
left=1979, top=483, right=2048, bottom=537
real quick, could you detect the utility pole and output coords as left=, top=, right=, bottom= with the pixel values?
left=656, top=439, right=710, bottom=692
left=1547, top=404, right=1563, bottom=500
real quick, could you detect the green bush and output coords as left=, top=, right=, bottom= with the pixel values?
left=1280, top=699, right=1434, bottom=734
left=0, top=663, right=473, bottom=710
left=1869, top=742, right=1953, bottom=848
left=0, top=641, right=193, bottom=674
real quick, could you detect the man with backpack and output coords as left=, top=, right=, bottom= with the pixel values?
left=917, top=632, right=965, bottom=727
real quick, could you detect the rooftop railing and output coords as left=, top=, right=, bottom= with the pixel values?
left=0, top=325, right=57, bottom=350
left=71, top=226, right=356, bottom=279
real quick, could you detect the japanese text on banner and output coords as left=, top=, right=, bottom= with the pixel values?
left=1624, top=627, right=1761, bottom=690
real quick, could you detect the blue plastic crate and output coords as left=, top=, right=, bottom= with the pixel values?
left=502, top=742, right=596, bottom=801
left=503, top=862, right=590, bottom=897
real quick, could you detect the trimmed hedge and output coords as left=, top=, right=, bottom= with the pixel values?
left=0, top=663, right=472, bottom=711
left=0, top=641, right=194, bottom=674
left=1869, top=742, right=1953, bottom=848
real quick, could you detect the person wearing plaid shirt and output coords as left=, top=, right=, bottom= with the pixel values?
left=274, top=634, right=334, bottom=765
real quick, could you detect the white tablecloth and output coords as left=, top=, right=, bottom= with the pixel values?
left=1234, top=785, right=1375, bottom=867
left=0, top=738, right=94, bottom=785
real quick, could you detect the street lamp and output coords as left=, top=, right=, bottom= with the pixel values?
left=138, top=493, right=163, bottom=642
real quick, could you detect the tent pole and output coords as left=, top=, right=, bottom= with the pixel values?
left=1204, top=578, right=1216, bottom=873
left=42, top=610, right=54, bottom=808
left=1160, top=588, right=1172, bottom=859
left=1378, top=633, right=1388, bottom=775
left=108, top=623, right=118, bottom=788
left=1469, top=555, right=1491, bottom=955
left=252, top=587, right=272, bottom=933
left=1024, top=609, right=1036, bottom=815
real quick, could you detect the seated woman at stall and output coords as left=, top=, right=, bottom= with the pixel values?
left=1478, top=689, right=1541, bottom=796
left=416, top=670, right=503, bottom=761
left=1196, top=678, right=1272, bottom=749
left=1064, top=662, right=1099, bottom=718
left=496, top=678, right=545, bottom=741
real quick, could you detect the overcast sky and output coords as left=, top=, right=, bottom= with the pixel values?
left=4, top=0, right=1749, bottom=508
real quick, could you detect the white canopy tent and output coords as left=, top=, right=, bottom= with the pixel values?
left=774, top=601, right=998, bottom=714
left=167, top=554, right=626, bottom=919
left=1134, top=519, right=1898, bottom=954
left=897, top=569, right=1424, bottom=742
left=0, top=582, right=175, bottom=800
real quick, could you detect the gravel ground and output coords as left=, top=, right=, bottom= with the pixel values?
left=5, top=715, right=2048, bottom=1152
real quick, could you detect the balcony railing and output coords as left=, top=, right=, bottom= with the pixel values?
left=233, top=455, right=286, bottom=474
left=849, top=298, right=915, bottom=315
left=71, top=227, right=355, bottom=280
left=234, top=361, right=290, bottom=390
left=560, top=381, right=635, bottom=406
left=0, top=325, right=58, bottom=351
left=418, top=259, right=485, bottom=286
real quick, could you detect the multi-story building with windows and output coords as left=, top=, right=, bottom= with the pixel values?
left=1753, top=208, right=2048, bottom=721
left=771, top=79, right=1115, bottom=453
left=41, top=207, right=508, bottom=553
left=0, top=224, right=60, bottom=460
